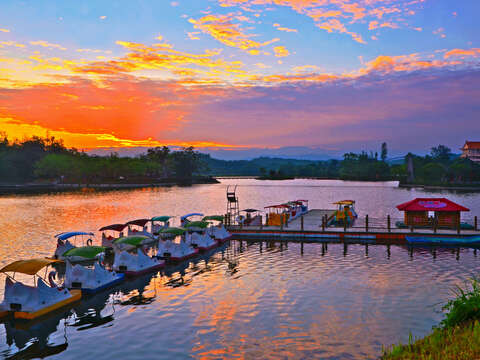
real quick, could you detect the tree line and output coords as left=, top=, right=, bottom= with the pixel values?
left=0, top=134, right=207, bottom=185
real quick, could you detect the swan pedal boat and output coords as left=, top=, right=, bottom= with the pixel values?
left=0, top=259, right=81, bottom=320
left=64, top=260, right=125, bottom=294
left=113, top=248, right=165, bottom=277
left=185, top=222, right=219, bottom=251
left=99, top=223, right=127, bottom=248
left=113, top=235, right=155, bottom=251
left=158, top=227, right=199, bottom=261
left=62, top=246, right=106, bottom=263
left=54, top=231, right=95, bottom=260
left=203, top=215, right=232, bottom=243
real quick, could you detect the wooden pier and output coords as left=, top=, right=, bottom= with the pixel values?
left=227, top=209, right=480, bottom=245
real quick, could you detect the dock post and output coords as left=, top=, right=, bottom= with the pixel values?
left=266, top=213, right=269, bottom=227
left=365, top=215, right=369, bottom=233
left=301, top=242, right=304, bottom=255
left=475, top=216, right=478, bottom=231
left=260, top=216, right=263, bottom=230
left=280, top=217, right=284, bottom=231
left=457, top=216, right=461, bottom=235
left=344, top=218, right=347, bottom=233
left=433, top=218, right=437, bottom=234
left=322, top=216, right=325, bottom=232
left=387, top=215, right=391, bottom=233
left=301, top=216, right=304, bottom=231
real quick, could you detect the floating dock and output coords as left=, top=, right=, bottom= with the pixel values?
left=227, top=209, right=480, bottom=245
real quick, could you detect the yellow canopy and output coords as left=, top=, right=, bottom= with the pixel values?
left=333, top=200, right=355, bottom=205
left=0, top=258, right=61, bottom=275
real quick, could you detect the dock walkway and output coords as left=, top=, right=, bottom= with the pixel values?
left=227, top=209, right=480, bottom=244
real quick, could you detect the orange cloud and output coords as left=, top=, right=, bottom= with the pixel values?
left=273, top=45, right=290, bottom=57
left=30, top=40, right=67, bottom=50
left=189, top=14, right=279, bottom=52
left=368, top=21, right=398, bottom=30
left=273, top=23, right=298, bottom=32
left=444, top=48, right=480, bottom=59
left=316, top=19, right=365, bottom=44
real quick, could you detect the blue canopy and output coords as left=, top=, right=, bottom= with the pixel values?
left=55, top=231, right=94, bottom=241
left=181, top=213, right=204, bottom=221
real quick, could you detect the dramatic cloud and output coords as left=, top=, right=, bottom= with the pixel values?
left=189, top=14, right=279, bottom=54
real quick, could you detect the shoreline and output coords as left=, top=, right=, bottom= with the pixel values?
left=0, top=177, right=219, bottom=195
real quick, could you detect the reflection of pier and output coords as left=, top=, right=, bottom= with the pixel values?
left=228, top=209, right=480, bottom=244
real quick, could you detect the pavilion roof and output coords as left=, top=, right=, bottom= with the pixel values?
left=396, top=198, right=469, bottom=212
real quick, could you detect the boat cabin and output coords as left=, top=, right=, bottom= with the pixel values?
left=265, top=205, right=289, bottom=226
left=396, top=198, right=469, bottom=229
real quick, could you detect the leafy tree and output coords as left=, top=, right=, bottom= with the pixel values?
left=430, top=145, right=452, bottom=163
left=381, top=142, right=388, bottom=162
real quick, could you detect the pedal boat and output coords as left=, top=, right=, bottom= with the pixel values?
left=203, top=215, right=232, bottom=243
left=54, top=231, right=95, bottom=260
left=64, top=257, right=124, bottom=294
left=112, top=248, right=165, bottom=277
left=158, top=227, right=199, bottom=261
left=113, top=235, right=154, bottom=252
left=62, top=246, right=106, bottom=263
left=151, top=216, right=172, bottom=236
left=180, top=213, right=204, bottom=227
left=185, top=221, right=218, bottom=251
left=0, top=259, right=81, bottom=320
left=99, top=223, right=127, bottom=248
left=125, top=218, right=153, bottom=238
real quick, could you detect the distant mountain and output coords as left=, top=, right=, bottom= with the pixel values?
left=88, top=146, right=340, bottom=160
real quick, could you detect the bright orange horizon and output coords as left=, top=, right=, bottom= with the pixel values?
left=1, top=1, right=479, bottom=155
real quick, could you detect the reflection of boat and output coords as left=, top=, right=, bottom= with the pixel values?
left=99, top=224, right=127, bottom=248
left=0, top=259, right=81, bottom=320
left=64, top=258, right=124, bottom=294
left=113, top=248, right=164, bottom=277
left=328, top=200, right=358, bottom=227
left=3, top=311, right=69, bottom=359
left=70, top=287, right=115, bottom=331
left=406, top=236, right=480, bottom=246
left=185, top=221, right=218, bottom=251
left=53, top=231, right=95, bottom=260
left=204, top=215, right=232, bottom=242
left=158, top=227, right=199, bottom=262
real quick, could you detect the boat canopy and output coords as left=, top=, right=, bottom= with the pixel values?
left=160, top=227, right=186, bottom=236
left=333, top=200, right=355, bottom=205
left=99, top=224, right=127, bottom=232
left=203, top=215, right=224, bottom=222
left=0, top=258, right=61, bottom=275
left=55, top=231, right=94, bottom=241
left=241, top=209, right=259, bottom=213
left=63, top=246, right=105, bottom=259
left=184, top=221, right=209, bottom=229
left=125, top=219, right=150, bottom=227
left=114, top=235, right=149, bottom=247
left=151, top=216, right=172, bottom=222
left=181, top=213, right=204, bottom=221
left=296, top=199, right=309, bottom=203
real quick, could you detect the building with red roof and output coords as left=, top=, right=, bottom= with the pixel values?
left=396, top=198, right=469, bottom=229
left=460, top=141, right=480, bottom=163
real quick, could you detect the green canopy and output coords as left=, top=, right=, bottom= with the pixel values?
left=202, top=215, right=224, bottom=222
left=184, top=221, right=209, bottom=229
left=114, top=235, right=150, bottom=247
left=160, top=227, right=186, bottom=236
left=151, top=216, right=172, bottom=222
left=63, top=246, right=106, bottom=259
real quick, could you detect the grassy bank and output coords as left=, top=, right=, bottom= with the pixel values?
left=382, top=279, right=480, bottom=359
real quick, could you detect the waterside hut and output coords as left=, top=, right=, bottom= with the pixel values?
left=396, top=198, right=469, bottom=229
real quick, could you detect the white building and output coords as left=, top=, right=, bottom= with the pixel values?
left=460, top=141, right=480, bottom=163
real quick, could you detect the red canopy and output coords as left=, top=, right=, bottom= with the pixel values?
left=396, top=198, right=469, bottom=212
left=125, top=218, right=150, bottom=227
left=99, top=224, right=127, bottom=232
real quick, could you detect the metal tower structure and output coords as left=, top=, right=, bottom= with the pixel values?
left=226, top=185, right=239, bottom=225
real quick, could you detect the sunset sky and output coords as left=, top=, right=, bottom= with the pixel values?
left=0, top=0, right=479, bottom=156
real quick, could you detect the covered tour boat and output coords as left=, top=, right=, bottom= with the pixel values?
left=53, top=231, right=95, bottom=260
left=64, top=256, right=125, bottom=294
left=204, top=215, right=232, bottom=242
left=0, top=259, right=81, bottom=320
left=99, top=223, right=127, bottom=248
left=158, top=227, right=199, bottom=261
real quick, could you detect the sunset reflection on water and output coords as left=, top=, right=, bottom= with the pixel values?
left=0, top=180, right=479, bottom=359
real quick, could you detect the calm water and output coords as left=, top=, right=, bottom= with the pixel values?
left=0, top=179, right=479, bottom=359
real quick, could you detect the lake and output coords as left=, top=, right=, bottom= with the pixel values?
left=0, top=179, right=479, bottom=359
